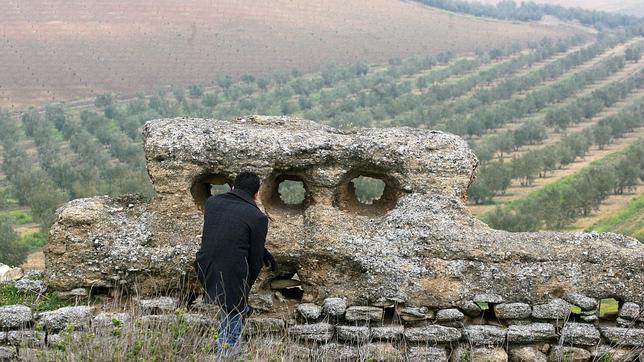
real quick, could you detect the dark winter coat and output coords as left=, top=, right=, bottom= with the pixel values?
left=194, top=188, right=268, bottom=312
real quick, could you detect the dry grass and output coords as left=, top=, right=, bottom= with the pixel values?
left=0, top=0, right=580, bottom=109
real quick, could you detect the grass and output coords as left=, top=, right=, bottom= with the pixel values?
left=18, top=230, right=48, bottom=249
left=0, top=284, right=69, bottom=312
left=588, top=194, right=644, bottom=241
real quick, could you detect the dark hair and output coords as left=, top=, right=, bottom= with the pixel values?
left=233, top=171, right=260, bottom=195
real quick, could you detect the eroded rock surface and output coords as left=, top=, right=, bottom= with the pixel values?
left=46, top=116, right=644, bottom=308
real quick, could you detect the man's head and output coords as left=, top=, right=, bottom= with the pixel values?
left=232, top=171, right=261, bottom=198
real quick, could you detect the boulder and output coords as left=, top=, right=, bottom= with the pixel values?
left=44, top=116, right=644, bottom=308
left=371, top=325, right=404, bottom=341
left=494, top=303, right=531, bottom=320
left=532, top=299, right=572, bottom=320
left=408, top=346, right=448, bottom=361
left=404, top=325, right=461, bottom=343
left=137, top=297, right=178, bottom=315
left=0, top=263, right=22, bottom=282
left=296, top=303, right=322, bottom=321
left=560, top=323, right=600, bottom=346
left=618, top=302, right=640, bottom=320
left=463, top=325, right=507, bottom=346
left=507, top=323, right=557, bottom=343
left=322, top=297, right=347, bottom=317
left=599, top=326, right=644, bottom=346
left=37, top=306, right=93, bottom=332
left=548, top=346, right=591, bottom=362
left=509, top=346, right=547, bottom=362
left=0, top=305, right=33, bottom=329
left=288, top=323, right=334, bottom=342
left=336, top=325, right=370, bottom=343
left=436, top=308, right=465, bottom=322
left=345, top=306, right=383, bottom=322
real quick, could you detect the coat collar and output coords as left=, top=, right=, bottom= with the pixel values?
left=228, top=188, right=259, bottom=209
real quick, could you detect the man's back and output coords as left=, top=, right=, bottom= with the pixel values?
left=195, top=188, right=268, bottom=312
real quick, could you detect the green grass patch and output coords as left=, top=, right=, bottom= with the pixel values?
left=598, top=298, right=619, bottom=318
left=0, top=284, right=69, bottom=312
left=19, top=230, right=48, bottom=249
left=588, top=194, right=644, bottom=241
left=4, top=210, right=34, bottom=225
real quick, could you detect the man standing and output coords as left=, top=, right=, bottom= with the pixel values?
left=194, top=171, right=277, bottom=358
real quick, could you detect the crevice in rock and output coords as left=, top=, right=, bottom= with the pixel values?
left=190, top=174, right=231, bottom=210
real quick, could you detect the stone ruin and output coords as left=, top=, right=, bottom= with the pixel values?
left=37, top=116, right=644, bottom=360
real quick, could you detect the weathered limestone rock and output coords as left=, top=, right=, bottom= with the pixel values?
left=548, top=346, right=591, bottom=362
left=619, top=302, right=640, bottom=320
left=288, top=323, right=334, bottom=342
left=470, top=347, right=509, bottom=362
left=463, top=325, right=506, bottom=346
left=364, top=343, right=405, bottom=361
left=314, top=343, right=359, bottom=360
left=399, top=306, right=433, bottom=322
left=45, top=116, right=644, bottom=307
left=532, top=299, right=571, bottom=320
left=509, top=346, right=547, bottom=362
left=563, top=293, right=597, bottom=311
left=0, top=305, right=33, bottom=329
left=37, top=306, right=93, bottom=332
left=474, top=294, right=505, bottom=304
left=93, top=312, right=130, bottom=336
left=6, top=330, right=44, bottom=347
left=591, top=346, right=642, bottom=361
left=371, top=325, right=404, bottom=341
left=0, top=346, right=17, bottom=360
left=459, top=301, right=482, bottom=317
left=246, top=318, right=285, bottom=335
left=507, top=323, right=556, bottom=343
left=436, top=308, right=464, bottom=322
left=248, top=292, right=273, bottom=312
left=296, top=303, right=322, bottom=321
left=0, top=263, right=22, bottom=282
left=599, top=326, right=644, bottom=346
left=560, top=323, right=600, bottom=346
left=404, top=325, right=461, bottom=343
left=137, top=297, right=178, bottom=315
left=15, top=278, right=46, bottom=294
left=345, top=306, right=383, bottom=322
left=323, top=298, right=347, bottom=317
left=336, top=325, right=369, bottom=343
left=495, top=303, right=531, bottom=320
left=408, top=346, right=448, bottom=361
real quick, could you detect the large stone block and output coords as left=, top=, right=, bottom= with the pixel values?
left=0, top=305, right=33, bottom=329
left=463, top=325, right=507, bottom=346
left=288, top=323, right=334, bottom=342
left=407, top=346, right=448, bottom=361
left=404, top=325, right=461, bottom=343
left=494, top=303, right=531, bottom=320
left=548, top=346, right=591, bottom=362
left=44, top=116, right=644, bottom=309
left=345, top=306, right=383, bottom=322
left=560, top=323, right=600, bottom=346
left=37, top=306, right=93, bottom=332
left=336, top=325, right=370, bottom=343
left=507, top=323, right=557, bottom=343
left=599, top=327, right=644, bottom=346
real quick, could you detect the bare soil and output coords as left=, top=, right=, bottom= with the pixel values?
left=0, top=0, right=580, bottom=108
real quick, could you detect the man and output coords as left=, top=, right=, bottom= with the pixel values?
left=194, top=171, right=277, bottom=357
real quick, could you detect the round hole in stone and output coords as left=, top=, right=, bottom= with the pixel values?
left=278, top=180, right=306, bottom=205
left=336, top=171, right=399, bottom=216
left=351, top=176, right=385, bottom=204
left=190, top=174, right=232, bottom=210
left=261, top=174, right=309, bottom=212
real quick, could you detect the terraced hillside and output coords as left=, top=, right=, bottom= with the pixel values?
left=1, top=29, right=643, bottom=266
left=0, top=0, right=581, bottom=109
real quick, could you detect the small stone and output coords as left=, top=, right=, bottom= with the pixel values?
left=399, top=306, right=433, bottom=321
left=471, top=347, right=508, bottom=362
left=322, top=297, right=347, bottom=317
left=473, top=293, right=504, bottom=304
left=532, top=298, right=571, bottom=320
left=580, top=314, right=598, bottom=323
left=0, top=346, right=17, bottom=360
left=6, top=330, right=44, bottom=347
left=363, top=343, right=405, bottom=362
left=599, top=326, right=644, bottom=346
left=507, top=323, right=557, bottom=343
left=619, top=302, right=640, bottom=320
left=0, top=263, right=23, bottom=282
left=38, top=306, right=93, bottom=332
left=563, top=293, right=597, bottom=311
left=616, top=317, right=635, bottom=328
left=246, top=318, right=285, bottom=335
left=548, top=346, right=591, bottom=362
left=288, top=323, right=334, bottom=342
left=296, top=303, right=322, bottom=321
left=314, top=343, right=359, bottom=360
left=407, top=346, right=448, bottom=361
left=435, top=308, right=464, bottom=322
left=336, top=325, right=370, bottom=343
left=403, top=325, right=461, bottom=343
left=15, top=278, right=47, bottom=294
left=248, top=292, right=273, bottom=312
left=560, top=322, right=600, bottom=346
left=137, top=297, right=178, bottom=315
left=459, top=300, right=482, bottom=317
left=371, top=325, right=404, bottom=341
left=0, top=305, right=33, bottom=329
left=509, top=346, right=547, bottom=362
left=463, top=325, right=506, bottom=346
left=494, top=303, right=531, bottom=320
left=345, top=306, right=383, bottom=322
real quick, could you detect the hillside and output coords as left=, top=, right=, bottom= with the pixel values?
left=0, top=0, right=581, bottom=108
